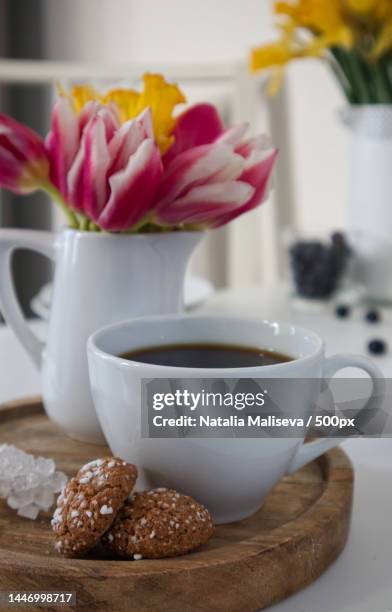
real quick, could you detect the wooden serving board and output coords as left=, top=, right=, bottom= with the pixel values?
left=0, top=399, right=353, bottom=612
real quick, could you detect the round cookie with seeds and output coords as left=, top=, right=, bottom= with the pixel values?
left=51, top=457, right=137, bottom=557
left=103, top=488, right=214, bottom=559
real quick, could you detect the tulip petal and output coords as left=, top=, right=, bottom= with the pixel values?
left=78, top=101, right=101, bottom=135
left=67, top=143, right=86, bottom=211
left=108, top=118, right=147, bottom=176
left=0, top=113, right=49, bottom=193
left=209, top=151, right=244, bottom=182
left=158, top=143, right=240, bottom=208
left=0, top=113, right=47, bottom=162
left=0, top=147, right=24, bottom=192
left=157, top=180, right=254, bottom=226
left=242, top=146, right=275, bottom=171
left=83, top=116, right=112, bottom=220
left=240, top=148, right=278, bottom=202
left=0, top=131, right=24, bottom=166
left=214, top=149, right=278, bottom=227
left=98, top=139, right=163, bottom=231
left=45, top=98, right=79, bottom=198
left=236, top=134, right=270, bottom=158
left=137, top=107, right=154, bottom=139
left=163, top=103, right=224, bottom=165
left=0, top=148, right=47, bottom=195
left=216, top=124, right=249, bottom=147
left=97, top=105, right=120, bottom=142
left=67, top=104, right=120, bottom=212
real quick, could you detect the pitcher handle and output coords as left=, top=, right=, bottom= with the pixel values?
left=287, top=353, right=385, bottom=474
left=0, top=229, right=55, bottom=369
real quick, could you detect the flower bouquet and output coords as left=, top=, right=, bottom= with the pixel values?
left=251, top=0, right=392, bottom=103
left=0, top=73, right=277, bottom=233
left=0, top=73, right=278, bottom=442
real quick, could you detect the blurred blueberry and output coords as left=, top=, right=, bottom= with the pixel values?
left=335, top=304, right=350, bottom=318
left=365, top=309, right=381, bottom=323
left=367, top=339, right=387, bottom=355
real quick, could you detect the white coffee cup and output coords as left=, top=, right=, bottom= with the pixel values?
left=87, top=315, right=384, bottom=524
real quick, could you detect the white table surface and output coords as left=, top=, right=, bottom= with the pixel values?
left=1, top=285, right=392, bottom=612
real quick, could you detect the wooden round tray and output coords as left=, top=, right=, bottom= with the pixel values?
left=0, top=399, right=353, bottom=612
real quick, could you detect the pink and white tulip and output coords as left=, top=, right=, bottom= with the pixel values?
left=157, top=104, right=278, bottom=228
left=156, top=142, right=253, bottom=226
left=2, top=94, right=277, bottom=232
left=67, top=107, right=163, bottom=231
left=213, top=127, right=278, bottom=227
left=0, top=114, right=49, bottom=194
left=163, top=103, right=224, bottom=166
left=45, top=98, right=110, bottom=203
left=45, top=99, right=163, bottom=231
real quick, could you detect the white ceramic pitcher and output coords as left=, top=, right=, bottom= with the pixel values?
left=343, top=105, right=392, bottom=302
left=0, top=228, right=202, bottom=443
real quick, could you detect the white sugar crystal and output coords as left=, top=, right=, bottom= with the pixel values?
left=79, top=471, right=93, bottom=484
left=51, top=471, right=68, bottom=493
left=36, top=457, right=55, bottom=477
left=7, top=488, right=34, bottom=509
left=108, top=533, right=114, bottom=542
left=13, top=472, right=40, bottom=491
left=6, top=495, right=22, bottom=510
left=34, top=486, right=55, bottom=511
left=18, top=504, right=40, bottom=520
left=100, top=504, right=113, bottom=515
left=71, top=510, right=79, bottom=518
left=0, top=444, right=68, bottom=520
left=133, top=554, right=143, bottom=561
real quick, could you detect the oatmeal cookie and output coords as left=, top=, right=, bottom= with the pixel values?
left=51, top=457, right=137, bottom=557
left=103, top=488, right=214, bottom=559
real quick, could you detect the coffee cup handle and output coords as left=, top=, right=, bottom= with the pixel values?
left=287, top=353, right=385, bottom=474
left=0, top=229, right=55, bottom=369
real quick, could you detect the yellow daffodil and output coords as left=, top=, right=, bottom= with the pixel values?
left=250, top=42, right=296, bottom=72
left=276, top=0, right=345, bottom=38
left=63, top=74, right=186, bottom=154
left=69, top=84, right=99, bottom=113
left=250, top=0, right=392, bottom=102
left=251, top=0, right=353, bottom=74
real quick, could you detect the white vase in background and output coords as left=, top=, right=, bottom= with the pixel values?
left=0, top=229, right=202, bottom=443
left=344, top=105, right=392, bottom=302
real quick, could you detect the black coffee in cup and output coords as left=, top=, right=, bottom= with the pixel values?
left=119, top=343, right=293, bottom=368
